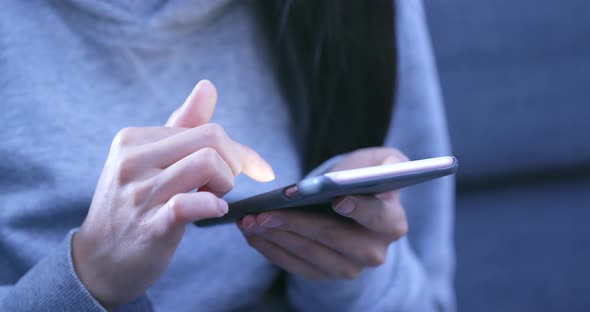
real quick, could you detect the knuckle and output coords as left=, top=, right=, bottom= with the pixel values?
left=221, top=177, right=235, bottom=195
left=364, top=246, right=387, bottom=267
left=201, top=192, right=220, bottom=208
left=112, top=127, right=137, bottom=148
left=115, top=150, right=141, bottom=184
left=392, top=218, right=409, bottom=239
left=168, top=194, right=182, bottom=211
left=389, top=207, right=409, bottom=240
left=202, top=123, right=227, bottom=146
left=194, top=148, right=234, bottom=195
left=227, top=176, right=235, bottom=190
left=215, top=161, right=236, bottom=192
left=198, top=147, right=221, bottom=166
left=195, top=148, right=226, bottom=175
left=167, top=194, right=184, bottom=223
left=194, top=149, right=221, bottom=176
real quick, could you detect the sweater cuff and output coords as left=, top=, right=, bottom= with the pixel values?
left=3, top=229, right=153, bottom=312
left=2, top=229, right=106, bottom=311
left=287, top=237, right=431, bottom=311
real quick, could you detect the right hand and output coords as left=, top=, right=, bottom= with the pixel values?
left=72, top=80, right=275, bottom=309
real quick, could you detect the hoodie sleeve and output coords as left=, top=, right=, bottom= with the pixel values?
left=287, top=0, right=456, bottom=311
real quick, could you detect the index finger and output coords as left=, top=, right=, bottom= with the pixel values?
left=138, top=124, right=275, bottom=182
left=236, top=142, right=275, bottom=182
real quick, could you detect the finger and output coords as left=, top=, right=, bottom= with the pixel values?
left=239, top=227, right=329, bottom=281
left=152, top=191, right=228, bottom=235
left=371, top=155, right=402, bottom=200
left=330, top=147, right=408, bottom=172
left=140, top=123, right=274, bottom=181
left=253, top=227, right=363, bottom=279
left=236, top=143, right=275, bottom=182
left=148, top=148, right=234, bottom=205
left=143, top=123, right=241, bottom=171
left=166, top=80, right=218, bottom=128
left=111, top=127, right=182, bottom=148
left=254, top=210, right=389, bottom=267
left=333, top=195, right=408, bottom=240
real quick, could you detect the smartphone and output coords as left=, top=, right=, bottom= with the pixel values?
left=194, top=156, right=458, bottom=227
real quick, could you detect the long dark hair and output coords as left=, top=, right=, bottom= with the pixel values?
left=258, top=1, right=397, bottom=172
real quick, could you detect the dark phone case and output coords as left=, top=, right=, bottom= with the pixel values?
left=194, top=157, right=458, bottom=227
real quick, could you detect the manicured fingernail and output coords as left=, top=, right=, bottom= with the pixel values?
left=335, top=198, right=356, bottom=215
left=260, top=215, right=282, bottom=228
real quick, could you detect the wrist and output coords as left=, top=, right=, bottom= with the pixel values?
left=72, top=227, right=118, bottom=310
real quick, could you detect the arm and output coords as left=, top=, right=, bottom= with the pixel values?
left=1, top=81, right=275, bottom=311
left=385, top=0, right=455, bottom=306
left=0, top=230, right=152, bottom=312
left=244, top=0, right=455, bottom=310
left=292, top=0, right=455, bottom=308
left=284, top=150, right=453, bottom=312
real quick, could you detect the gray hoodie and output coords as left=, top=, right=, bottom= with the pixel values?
left=0, top=0, right=454, bottom=311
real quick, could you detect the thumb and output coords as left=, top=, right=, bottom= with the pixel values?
left=166, top=80, right=218, bottom=128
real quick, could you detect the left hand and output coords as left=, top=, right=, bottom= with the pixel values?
left=238, top=147, right=410, bottom=281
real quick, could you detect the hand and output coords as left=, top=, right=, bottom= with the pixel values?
left=238, top=147, right=409, bottom=280
left=72, top=80, right=275, bottom=308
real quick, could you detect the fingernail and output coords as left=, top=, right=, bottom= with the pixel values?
left=382, top=156, right=399, bottom=165
left=218, top=199, right=229, bottom=215
left=260, top=215, right=282, bottom=228
left=239, top=221, right=254, bottom=236
left=335, top=198, right=356, bottom=215
left=265, top=167, right=276, bottom=182
left=181, top=80, right=206, bottom=109
left=258, top=159, right=276, bottom=182
left=243, top=215, right=256, bottom=231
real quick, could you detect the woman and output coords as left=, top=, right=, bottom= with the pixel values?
left=0, top=0, right=454, bottom=311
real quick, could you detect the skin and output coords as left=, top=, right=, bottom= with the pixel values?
left=72, top=80, right=409, bottom=309
left=238, top=148, right=410, bottom=281
left=72, top=80, right=275, bottom=309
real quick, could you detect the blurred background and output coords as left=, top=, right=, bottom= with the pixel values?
left=424, top=0, right=590, bottom=311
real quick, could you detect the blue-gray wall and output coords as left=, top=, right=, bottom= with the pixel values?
left=424, top=1, right=590, bottom=311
